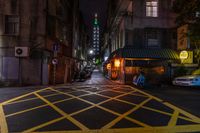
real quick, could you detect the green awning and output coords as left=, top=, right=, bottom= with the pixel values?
left=109, top=48, right=179, bottom=60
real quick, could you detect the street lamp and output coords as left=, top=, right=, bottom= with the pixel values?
left=89, top=50, right=94, bottom=55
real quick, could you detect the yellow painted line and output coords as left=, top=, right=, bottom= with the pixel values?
left=31, top=124, right=200, bottom=133
left=55, top=86, right=175, bottom=128
left=97, top=105, right=150, bottom=128
left=69, top=106, right=95, bottom=116
left=6, top=104, right=48, bottom=118
left=128, top=86, right=163, bottom=102
left=52, top=97, right=75, bottom=104
left=48, top=88, right=94, bottom=105
left=102, top=98, right=152, bottom=129
left=94, top=90, right=182, bottom=123
left=129, top=93, right=148, bottom=98
left=30, top=125, right=200, bottom=133
left=0, top=104, right=8, bottom=133
left=22, top=117, right=65, bottom=133
left=6, top=97, right=39, bottom=105
left=97, top=94, right=197, bottom=124
left=50, top=87, right=150, bottom=127
left=168, top=110, right=179, bottom=126
left=1, top=87, right=50, bottom=105
left=164, top=102, right=200, bottom=123
left=6, top=93, right=94, bottom=118
left=6, top=93, right=61, bottom=105
left=34, top=93, right=89, bottom=131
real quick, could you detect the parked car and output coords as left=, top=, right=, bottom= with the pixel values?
left=172, top=75, right=200, bottom=86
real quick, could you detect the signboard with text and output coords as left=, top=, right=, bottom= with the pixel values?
left=177, top=24, right=189, bottom=50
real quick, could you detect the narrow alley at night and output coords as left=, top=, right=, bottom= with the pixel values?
left=0, top=0, right=200, bottom=133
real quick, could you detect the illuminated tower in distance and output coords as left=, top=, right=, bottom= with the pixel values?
left=92, top=13, right=100, bottom=63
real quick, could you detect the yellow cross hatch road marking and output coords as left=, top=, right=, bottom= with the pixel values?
left=6, top=93, right=61, bottom=105
left=102, top=98, right=152, bottom=129
left=164, top=102, right=200, bottom=123
left=1, top=87, right=50, bottom=105
left=50, top=87, right=150, bottom=127
left=22, top=117, right=66, bottom=133
left=0, top=104, right=8, bottom=133
left=168, top=110, right=179, bottom=126
left=1, top=85, right=200, bottom=133
left=33, top=92, right=89, bottom=131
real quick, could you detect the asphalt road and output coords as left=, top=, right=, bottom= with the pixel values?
left=0, top=70, right=200, bottom=133
left=143, top=84, right=200, bottom=118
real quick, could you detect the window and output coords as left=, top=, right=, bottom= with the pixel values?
left=5, top=15, right=19, bottom=35
left=146, top=30, right=159, bottom=48
left=146, top=0, right=158, bottom=17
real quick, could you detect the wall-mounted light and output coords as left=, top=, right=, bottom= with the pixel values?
left=114, top=59, right=120, bottom=67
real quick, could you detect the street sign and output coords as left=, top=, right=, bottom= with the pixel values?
left=52, top=58, right=58, bottom=65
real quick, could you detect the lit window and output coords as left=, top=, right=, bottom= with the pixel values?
left=146, top=0, right=158, bottom=17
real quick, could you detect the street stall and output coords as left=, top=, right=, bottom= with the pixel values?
left=105, top=48, right=180, bottom=85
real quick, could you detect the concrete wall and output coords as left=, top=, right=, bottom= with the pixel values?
left=0, top=0, right=47, bottom=85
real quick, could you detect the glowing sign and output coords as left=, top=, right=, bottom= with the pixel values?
left=180, top=50, right=189, bottom=59
left=106, top=63, right=111, bottom=69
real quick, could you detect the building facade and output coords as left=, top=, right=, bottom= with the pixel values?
left=103, top=0, right=179, bottom=84
left=0, top=0, right=88, bottom=86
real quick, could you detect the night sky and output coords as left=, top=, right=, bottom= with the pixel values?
left=80, top=0, right=108, bottom=42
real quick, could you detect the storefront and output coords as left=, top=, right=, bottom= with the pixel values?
left=105, top=48, right=180, bottom=84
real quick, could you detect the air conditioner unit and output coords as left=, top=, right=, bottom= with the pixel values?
left=15, top=47, right=29, bottom=57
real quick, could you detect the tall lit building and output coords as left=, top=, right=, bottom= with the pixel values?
left=92, top=13, right=100, bottom=62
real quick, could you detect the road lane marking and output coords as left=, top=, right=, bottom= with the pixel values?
left=168, top=110, right=179, bottom=126
left=33, top=92, right=89, bottom=131
left=96, top=91, right=198, bottom=124
left=29, top=124, right=200, bottom=133
left=97, top=105, right=150, bottom=128
left=164, top=102, right=200, bottom=123
left=0, top=104, right=8, bottom=133
left=5, top=93, right=95, bottom=118
left=50, top=87, right=150, bottom=127
left=1, top=85, right=200, bottom=133
left=6, top=93, right=61, bottom=105
left=1, top=87, right=50, bottom=105
left=128, top=86, right=163, bottom=102
left=6, top=104, right=49, bottom=118
left=23, top=117, right=65, bottom=133
left=52, top=86, right=200, bottom=127
left=102, top=98, right=152, bottom=129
